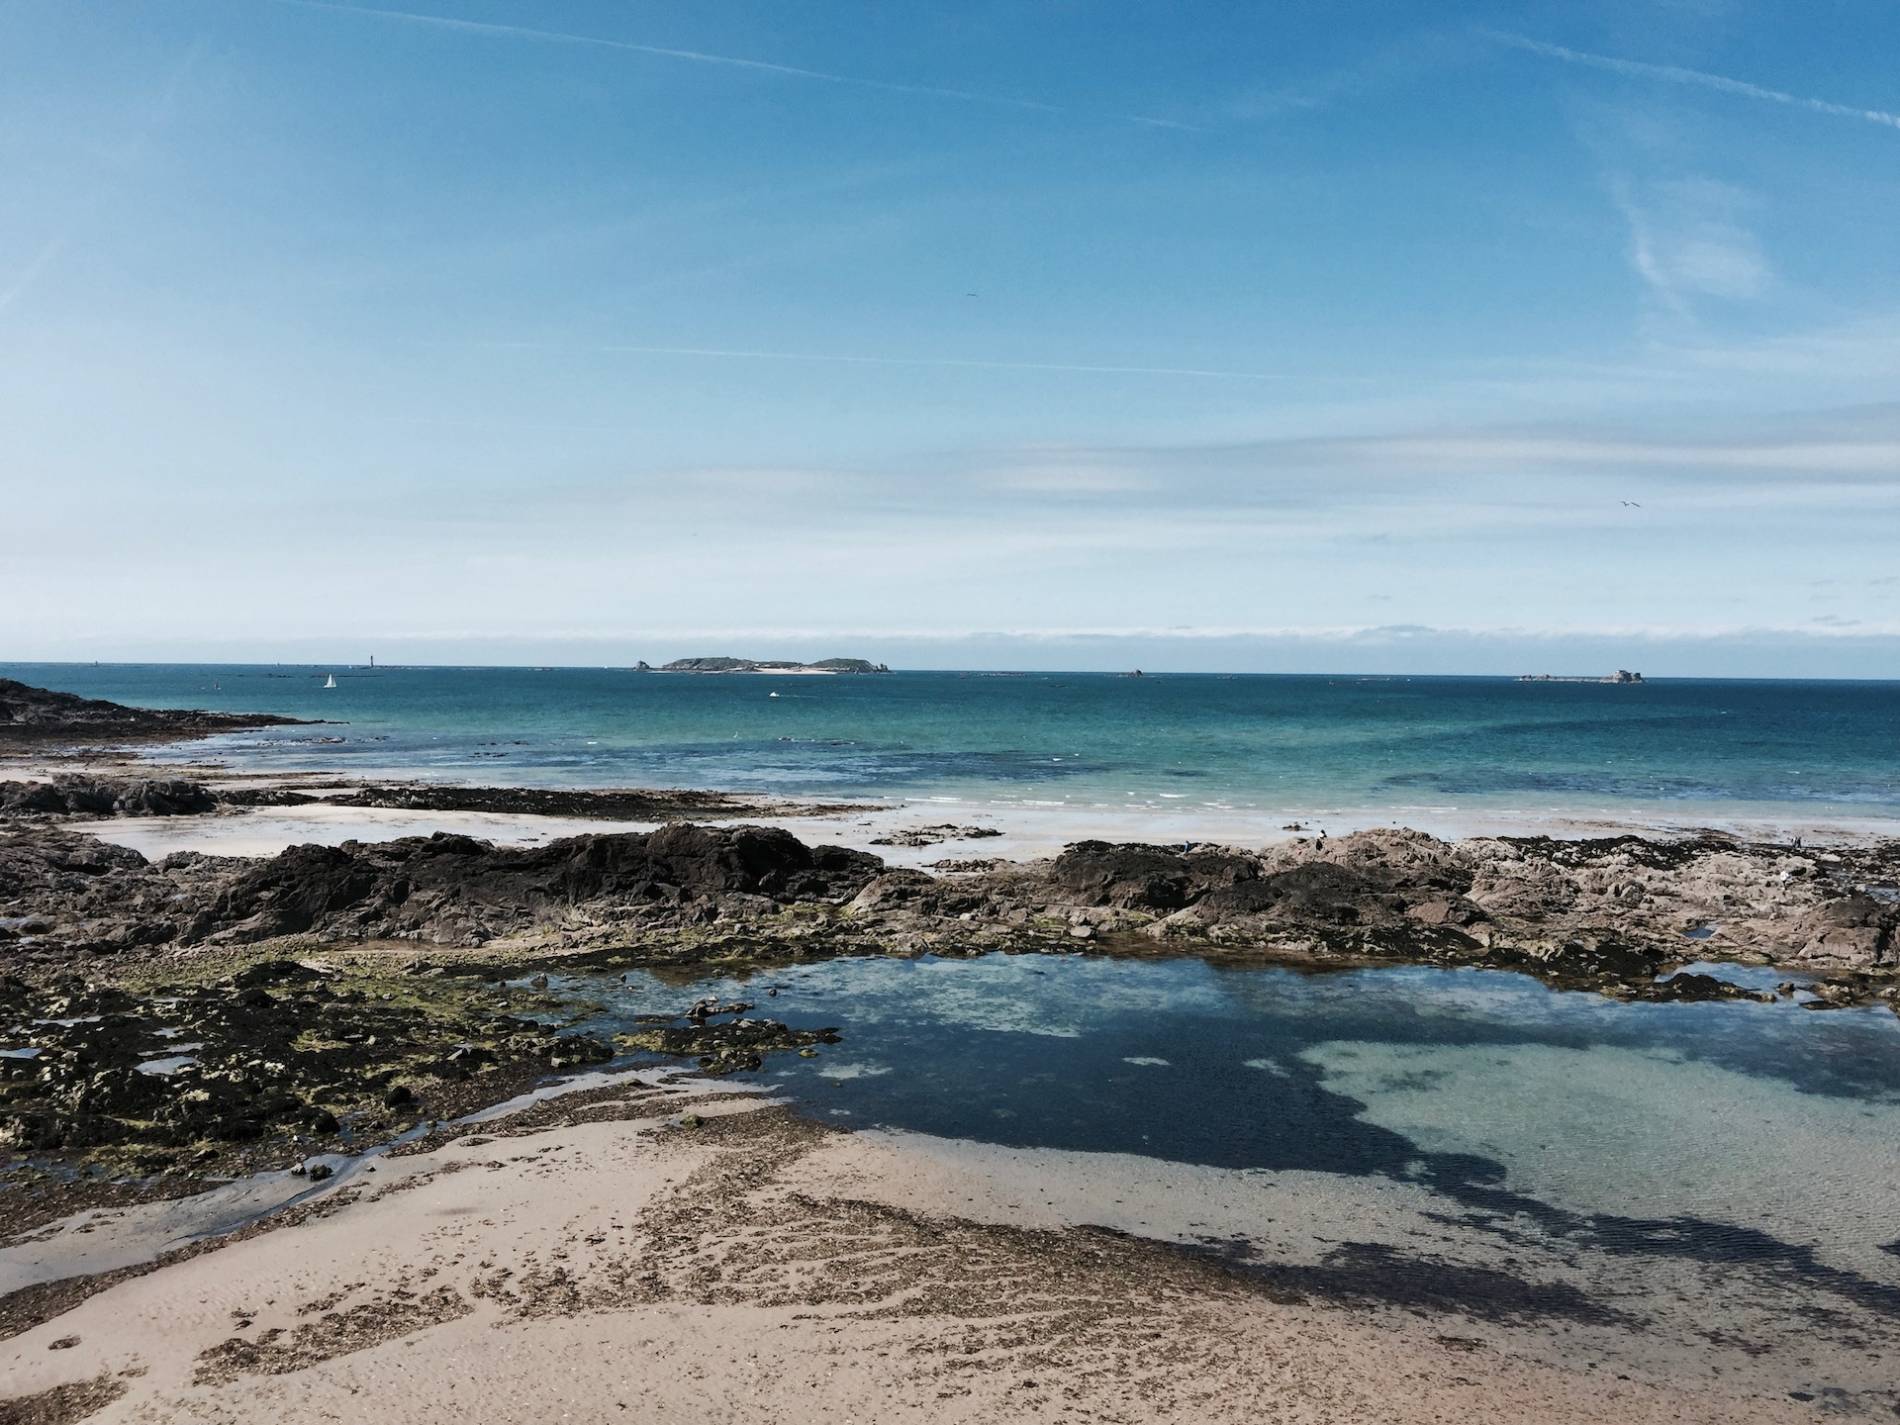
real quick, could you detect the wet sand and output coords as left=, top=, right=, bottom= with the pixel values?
left=67, top=788, right=1900, bottom=871
left=0, top=1084, right=1833, bottom=1425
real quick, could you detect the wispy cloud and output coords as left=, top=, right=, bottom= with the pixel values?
left=268, top=0, right=1206, bottom=131
left=0, top=239, right=66, bottom=317
left=1609, top=176, right=1770, bottom=316
left=275, top=620, right=1900, bottom=645
left=1484, top=29, right=1900, bottom=132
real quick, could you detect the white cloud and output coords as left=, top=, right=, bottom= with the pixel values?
left=1610, top=175, right=1770, bottom=314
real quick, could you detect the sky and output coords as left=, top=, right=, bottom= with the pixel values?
left=3, top=0, right=1898, bottom=675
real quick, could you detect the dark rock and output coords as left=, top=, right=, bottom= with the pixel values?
left=0, top=677, right=309, bottom=746
left=1048, top=842, right=1199, bottom=911
left=229, top=959, right=326, bottom=989
left=870, top=824, right=1004, bottom=848
left=2, top=776, right=218, bottom=817
left=1792, top=893, right=1896, bottom=966
left=616, top=1017, right=840, bottom=1075
left=1538, top=936, right=1664, bottom=981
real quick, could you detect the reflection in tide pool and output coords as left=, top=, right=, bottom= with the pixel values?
left=563, top=953, right=1900, bottom=1286
left=557, top=952, right=1900, bottom=1404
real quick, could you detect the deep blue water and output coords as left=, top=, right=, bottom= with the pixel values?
left=7, top=661, right=1899, bottom=824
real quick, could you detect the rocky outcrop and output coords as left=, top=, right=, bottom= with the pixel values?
left=0, top=775, right=874, bottom=823
left=0, top=678, right=308, bottom=746
left=2, top=823, right=1894, bottom=1000
left=0, top=823, right=884, bottom=955
left=321, top=783, right=871, bottom=822
left=1, top=775, right=217, bottom=817
left=195, top=823, right=882, bottom=946
left=869, top=824, right=1002, bottom=848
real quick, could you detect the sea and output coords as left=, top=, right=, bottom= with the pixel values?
left=7, top=660, right=1900, bottom=1390
left=6, top=661, right=1899, bottom=833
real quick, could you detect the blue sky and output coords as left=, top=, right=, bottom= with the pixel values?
left=3, top=0, right=1898, bottom=673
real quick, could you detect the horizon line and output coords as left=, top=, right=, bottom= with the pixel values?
left=6, top=658, right=1897, bottom=684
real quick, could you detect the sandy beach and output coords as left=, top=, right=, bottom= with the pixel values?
left=1, top=1081, right=1840, bottom=1425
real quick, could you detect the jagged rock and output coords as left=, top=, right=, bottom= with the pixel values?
left=0, top=775, right=219, bottom=817
left=847, top=870, right=941, bottom=915
left=1047, top=842, right=1214, bottom=911
left=1535, top=935, right=1664, bottom=981
left=1789, top=893, right=1895, bottom=966
left=616, top=1017, right=841, bottom=1074
left=3, top=819, right=1896, bottom=1006
left=0, top=677, right=307, bottom=745
left=869, top=824, right=1003, bottom=848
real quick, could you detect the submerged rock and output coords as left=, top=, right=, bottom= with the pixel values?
left=615, top=1016, right=841, bottom=1075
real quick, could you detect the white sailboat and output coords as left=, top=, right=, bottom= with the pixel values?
left=323, top=674, right=337, bottom=689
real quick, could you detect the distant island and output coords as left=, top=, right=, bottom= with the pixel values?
left=1517, top=670, right=1645, bottom=684
left=636, top=657, right=890, bottom=675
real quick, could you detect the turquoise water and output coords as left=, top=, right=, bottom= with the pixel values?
left=560, top=954, right=1900, bottom=1311
left=6, top=662, right=1900, bottom=825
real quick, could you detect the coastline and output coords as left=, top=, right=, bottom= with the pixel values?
left=5, top=705, right=1899, bottom=1423
left=67, top=781, right=1900, bottom=867
left=13, top=743, right=1899, bottom=863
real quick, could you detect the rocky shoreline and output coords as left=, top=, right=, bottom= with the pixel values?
left=2, top=805, right=1895, bottom=1204
left=4, top=815, right=1891, bottom=983
left=0, top=679, right=312, bottom=748
left=0, top=773, right=876, bottom=824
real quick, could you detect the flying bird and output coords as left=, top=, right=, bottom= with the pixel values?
left=1620, top=500, right=1642, bottom=508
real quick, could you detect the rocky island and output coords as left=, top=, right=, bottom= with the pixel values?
left=637, top=657, right=890, bottom=674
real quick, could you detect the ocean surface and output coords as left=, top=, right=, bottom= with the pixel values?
left=8, top=661, right=1900, bottom=830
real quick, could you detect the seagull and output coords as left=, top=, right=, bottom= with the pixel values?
left=1620, top=500, right=1642, bottom=508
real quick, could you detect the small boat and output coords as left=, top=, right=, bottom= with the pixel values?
left=323, top=674, right=337, bottom=689
left=768, top=691, right=780, bottom=699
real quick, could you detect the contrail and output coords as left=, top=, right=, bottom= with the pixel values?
left=0, top=239, right=65, bottom=316
left=268, top=0, right=1206, bottom=131
left=1484, top=29, right=1900, bottom=131
left=480, top=340, right=1288, bottom=382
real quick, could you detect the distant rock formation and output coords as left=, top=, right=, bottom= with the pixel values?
left=0, top=678, right=310, bottom=746
left=1516, top=670, right=1645, bottom=684
left=651, top=657, right=890, bottom=674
